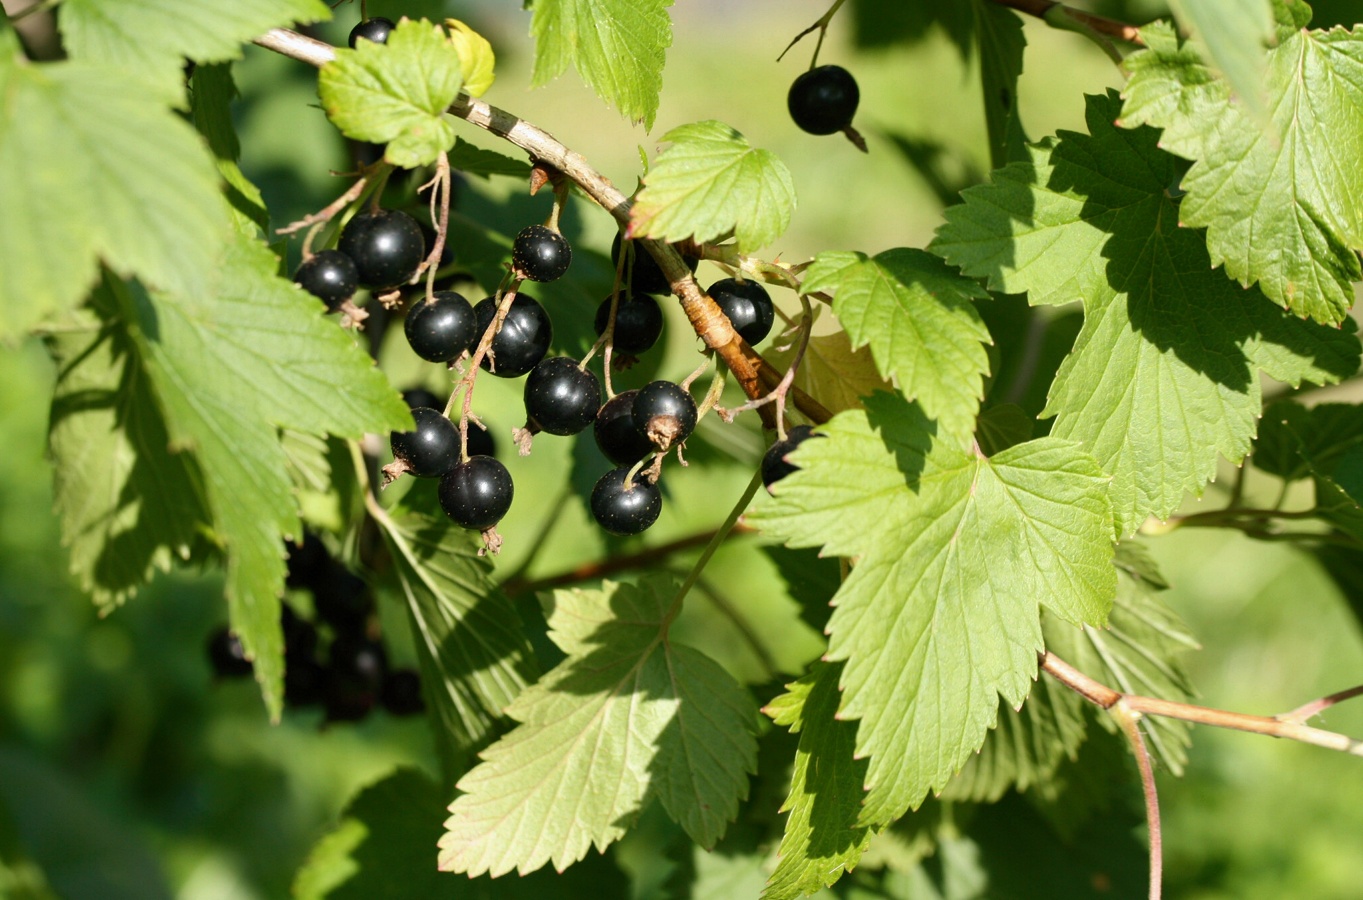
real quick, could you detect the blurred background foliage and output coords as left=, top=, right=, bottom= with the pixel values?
left=2, top=0, right=1362, bottom=897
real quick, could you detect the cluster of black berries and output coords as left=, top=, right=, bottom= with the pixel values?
left=206, top=533, right=424, bottom=722
left=294, top=207, right=427, bottom=312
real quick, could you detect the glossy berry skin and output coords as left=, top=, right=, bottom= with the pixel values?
left=594, top=293, right=663, bottom=355
left=709, top=278, right=776, bottom=345
left=207, top=627, right=253, bottom=678
left=762, top=425, right=821, bottom=491
left=523, top=357, right=601, bottom=436
left=590, top=468, right=662, bottom=536
left=594, top=390, right=655, bottom=466
left=632, top=381, right=698, bottom=450
left=610, top=233, right=698, bottom=296
left=338, top=208, right=426, bottom=289
left=381, top=669, right=425, bottom=716
left=788, top=65, right=859, bottom=135
left=294, top=250, right=358, bottom=310
left=471, top=294, right=553, bottom=378
left=405, top=290, right=476, bottom=362
left=348, top=17, right=395, bottom=47
left=439, top=456, right=514, bottom=530
left=512, top=224, right=572, bottom=282
left=390, top=407, right=459, bottom=478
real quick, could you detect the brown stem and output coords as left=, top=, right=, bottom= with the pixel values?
left=988, top=0, right=1144, bottom=44
left=1040, top=651, right=1363, bottom=758
left=501, top=523, right=755, bottom=596
left=1278, top=684, right=1363, bottom=726
left=252, top=28, right=830, bottom=426
left=1111, top=702, right=1163, bottom=900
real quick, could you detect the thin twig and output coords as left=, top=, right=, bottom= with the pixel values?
left=1040, top=651, right=1363, bottom=758
left=987, top=0, right=1144, bottom=44
left=500, top=523, right=756, bottom=596
left=1278, top=685, right=1363, bottom=726
left=1111, top=702, right=1162, bottom=900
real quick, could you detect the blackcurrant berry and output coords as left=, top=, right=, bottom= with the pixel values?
left=632, top=381, right=698, bottom=451
left=207, top=627, right=253, bottom=678
left=285, top=658, right=326, bottom=708
left=405, top=290, right=476, bottom=363
left=390, top=407, right=459, bottom=478
left=590, top=467, right=662, bottom=535
left=338, top=208, right=426, bottom=289
left=471, top=294, right=553, bottom=378
left=610, top=233, right=698, bottom=296
left=285, top=532, right=331, bottom=592
left=594, top=293, right=664, bottom=355
left=439, top=456, right=514, bottom=530
left=522, top=357, right=602, bottom=436
left=294, top=249, right=358, bottom=310
left=381, top=669, right=425, bottom=716
left=762, top=425, right=821, bottom=491
left=313, top=565, right=373, bottom=636
left=594, top=390, right=656, bottom=466
left=512, top=224, right=572, bottom=282
left=708, top=278, right=775, bottom=345
left=348, top=17, right=395, bottom=47
left=325, top=635, right=388, bottom=722
left=788, top=65, right=859, bottom=136
left=466, top=423, right=497, bottom=458
left=281, top=603, right=320, bottom=661
left=402, top=387, right=442, bottom=411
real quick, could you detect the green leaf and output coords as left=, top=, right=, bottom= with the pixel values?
left=189, top=64, right=270, bottom=234
left=1253, top=401, right=1363, bottom=538
left=119, top=235, right=411, bottom=718
left=761, top=663, right=875, bottom=900
left=445, top=19, right=496, bottom=97
left=938, top=672, right=1086, bottom=804
left=60, top=0, right=330, bottom=102
left=1121, top=21, right=1363, bottom=325
left=449, top=137, right=533, bottom=180
left=748, top=392, right=1115, bottom=823
left=630, top=121, right=796, bottom=254
left=528, top=0, right=673, bottom=129
left=975, top=403, right=1034, bottom=456
left=1045, top=542, right=1199, bottom=773
left=438, top=576, right=758, bottom=876
left=376, top=483, right=539, bottom=780
left=932, top=90, right=1360, bottom=536
left=46, top=287, right=212, bottom=611
left=1168, top=0, right=1276, bottom=119
left=0, top=57, right=229, bottom=340
left=762, top=313, right=891, bottom=416
left=318, top=19, right=464, bottom=168
left=802, top=249, right=992, bottom=446
left=972, top=0, right=1030, bottom=168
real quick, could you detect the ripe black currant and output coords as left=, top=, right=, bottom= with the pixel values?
left=471, top=293, right=553, bottom=377
left=632, top=381, right=698, bottom=451
left=207, top=627, right=253, bottom=678
left=590, top=467, right=662, bottom=535
left=762, top=425, right=821, bottom=491
left=512, top=224, right=572, bottom=282
left=284, top=658, right=326, bottom=708
left=788, top=65, right=859, bottom=136
left=708, top=278, right=776, bottom=345
left=610, top=233, right=698, bottom=296
left=281, top=604, right=320, bottom=661
left=312, top=565, right=373, bottom=636
left=381, top=669, right=425, bottom=716
left=466, top=423, right=496, bottom=458
left=348, top=17, right=395, bottom=47
left=325, top=635, right=388, bottom=722
left=594, top=390, right=656, bottom=466
left=523, top=357, right=602, bottom=436
left=294, top=249, right=358, bottom=310
left=338, top=208, right=426, bottom=289
left=390, top=407, right=459, bottom=478
left=405, top=290, right=476, bottom=363
left=285, top=532, right=331, bottom=592
left=439, top=456, right=514, bottom=530
left=594, top=293, right=664, bottom=355
left=402, top=387, right=442, bottom=411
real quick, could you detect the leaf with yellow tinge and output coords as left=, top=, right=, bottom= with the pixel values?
left=749, top=392, right=1115, bottom=824
left=438, top=575, right=758, bottom=877
left=764, top=315, right=890, bottom=415
left=630, top=121, right=796, bottom=253
left=318, top=19, right=463, bottom=168
left=445, top=19, right=495, bottom=97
